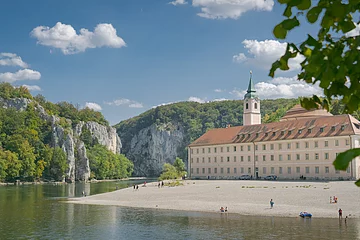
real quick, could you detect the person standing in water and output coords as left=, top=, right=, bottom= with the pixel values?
left=270, top=199, right=274, bottom=208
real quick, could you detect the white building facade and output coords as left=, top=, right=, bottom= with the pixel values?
left=188, top=76, right=360, bottom=180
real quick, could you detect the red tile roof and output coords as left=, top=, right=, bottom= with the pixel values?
left=189, top=114, right=360, bottom=147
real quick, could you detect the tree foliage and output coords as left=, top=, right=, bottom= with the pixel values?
left=271, top=0, right=360, bottom=185
left=159, top=157, right=187, bottom=180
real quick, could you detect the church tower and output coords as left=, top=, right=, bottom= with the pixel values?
left=243, top=71, right=261, bottom=126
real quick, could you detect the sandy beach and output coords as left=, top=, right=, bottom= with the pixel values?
left=67, top=180, right=360, bottom=219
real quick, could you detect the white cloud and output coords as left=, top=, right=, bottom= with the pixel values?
left=233, top=39, right=304, bottom=71
left=191, top=0, right=274, bottom=19
left=22, top=85, right=41, bottom=91
left=346, top=22, right=360, bottom=37
left=169, top=0, right=187, bottom=5
left=214, top=88, right=225, bottom=93
left=105, top=98, right=143, bottom=108
left=0, top=69, right=41, bottom=83
left=212, top=98, right=229, bottom=102
left=85, top=102, right=102, bottom=111
left=0, top=53, right=28, bottom=68
left=152, top=101, right=175, bottom=109
left=231, top=76, right=322, bottom=99
left=188, top=96, right=206, bottom=103
left=31, top=22, right=126, bottom=55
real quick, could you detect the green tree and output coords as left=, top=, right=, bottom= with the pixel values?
left=159, top=163, right=178, bottom=180
left=271, top=0, right=360, bottom=185
left=173, top=157, right=186, bottom=176
left=50, top=147, right=67, bottom=181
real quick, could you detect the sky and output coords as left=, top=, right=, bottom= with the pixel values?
left=1, top=0, right=356, bottom=124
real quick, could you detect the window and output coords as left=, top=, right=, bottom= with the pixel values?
left=296, top=167, right=300, bottom=173
left=271, top=167, right=275, bottom=174
left=298, top=129, right=302, bottom=134
left=279, top=155, right=283, bottom=161
left=332, top=126, right=336, bottom=131
left=305, top=154, right=309, bottom=160
left=208, top=168, right=211, bottom=174
left=255, top=103, right=258, bottom=109
left=305, top=167, right=310, bottom=174
left=279, top=167, right=283, bottom=174
left=296, top=154, right=300, bottom=160
left=270, top=144, right=274, bottom=150
left=335, top=140, right=339, bottom=146
left=325, top=141, right=328, bottom=147
left=325, top=153, right=329, bottom=160
left=263, top=167, right=266, bottom=174
left=234, top=156, right=236, bottom=162
left=227, top=168, right=230, bottom=174
left=202, top=157, right=205, bottom=163
left=248, top=145, right=251, bottom=151
left=272, top=132, right=276, bottom=136
left=287, top=154, right=291, bottom=161
left=234, top=146, right=237, bottom=152
left=320, top=127, right=324, bottom=133
left=241, top=146, right=243, bottom=151
left=241, top=167, right=244, bottom=173
left=271, top=155, right=274, bottom=161
left=191, top=158, right=193, bottom=163
left=234, top=168, right=237, bottom=174
left=197, top=158, right=199, bottom=163
left=246, top=103, right=249, bottom=109
left=241, top=156, right=244, bottom=162
left=315, top=167, right=319, bottom=174
left=315, top=153, right=319, bottom=160
left=208, top=157, right=211, bottom=163
left=289, top=130, right=292, bottom=134
left=248, top=156, right=251, bottom=162
left=287, top=167, right=291, bottom=174
left=196, top=168, right=199, bottom=174
left=191, top=149, right=193, bottom=154
left=202, top=148, right=205, bottom=153
left=287, top=143, right=291, bottom=149
left=263, top=155, right=266, bottom=161
left=281, top=131, right=285, bottom=136
left=214, top=148, right=217, bottom=153
left=341, top=125, right=345, bottom=131
left=255, top=145, right=258, bottom=150
left=214, top=168, right=217, bottom=174
left=347, top=166, right=350, bottom=173
left=346, top=139, right=350, bottom=146
left=255, top=155, right=258, bottom=162
left=221, top=147, right=223, bottom=152
left=202, top=168, right=205, bottom=174
left=191, top=168, right=193, bottom=174
left=296, top=142, right=300, bottom=149
left=262, top=144, right=266, bottom=150
left=214, top=157, right=217, bottom=163
left=208, top=148, right=211, bottom=153
left=325, top=167, right=329, bottom=173
left=256, top=133, right=259, bottom=138
left=227, top=157, right=230, bottom=162
left=315, top=141, right=318, bottom=148
left=221, top=168, right=224, bottom=174
left=248, top=168, right=251, bottom=174
left=305, top=142, right=309, bottom=148
left=227, top=146, right=230, bottom=152
left=278, top=143, right=282, bottom=150
left=308, top=129, right=311, bottom=134
left=265, top=133, right=268, bottom=137
left=221, top=157, right=223, bottom=162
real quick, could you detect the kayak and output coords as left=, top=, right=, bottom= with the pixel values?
left=300, top=212, right=312, bottom=218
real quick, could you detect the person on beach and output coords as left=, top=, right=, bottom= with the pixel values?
left=158, top=182, right=160, bottom=188
left=338, top=208, right=343, bottom=219
left=136, top=185, right=139, bottom=191
left=220, top=207, right=225, bottom=212
left=225, top=207, right=228, bottom=212
left=161, top=181, right=164, bottom=187
left=270, top=199, right=274, bottom=208
left=133, top=184, right=136, bottom=191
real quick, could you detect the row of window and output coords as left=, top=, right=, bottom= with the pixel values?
left=191, top=139, right=349, bottom=154
left=191, top=166, right=350, bottom=175
left=191, top=152, right=339, bottom=164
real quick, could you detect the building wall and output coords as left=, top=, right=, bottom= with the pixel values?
left=243, top=98, right=261, bottom=126
left=188, top=135, right=355, bottom=180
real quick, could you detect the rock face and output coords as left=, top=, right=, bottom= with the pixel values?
left=125, top=123, right=185, bottom=176
left=0, top=97, right=121, bottom=182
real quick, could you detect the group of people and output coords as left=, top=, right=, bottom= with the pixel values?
left=220, top=207, right=228, bottom=213
left=330, top=196, right=338, bottom=204
left=157, top=181, right=165, bottom=188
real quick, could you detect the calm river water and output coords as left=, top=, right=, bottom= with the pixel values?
left=0, top=181, right=359, bottom=240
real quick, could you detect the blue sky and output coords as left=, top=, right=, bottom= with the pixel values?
left=0, top=0, right=330, bottom=124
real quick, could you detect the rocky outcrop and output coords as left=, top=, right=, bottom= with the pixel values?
left=125, top=123, right=185, bottom=176
left=0, top=97, right=121, bottom=182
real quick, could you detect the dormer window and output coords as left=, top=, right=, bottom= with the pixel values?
left=248, top=134, right=251, bottom=137
left=320, top=127, right=324, bottom=133
left=289, top=130, right=292, bottom=134
left=281, top=131, right=285, bottom=136
left=298, top=129, right=302, bottom=134
left=265, top=133, right=268, bottom=137
left=272, top=132, right=276, bottom=136
left=341, top=125, right=345, bottom=131
left=331, top=126, right=336, bottom=131
left=256, top=133, right=259, bottom=137
left=242, top=134, right=245, bottom=138
left=308, top=129, right=311, bottom=134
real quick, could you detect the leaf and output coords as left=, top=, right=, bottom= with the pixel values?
left=297, top=0, right=311, bottom=10
left=356, top=179, right=360, bottom=187
left=284, top=5, right=292, bottom=17
left=303, top=47, right=312, bottom=57
left=281, top=17, right=300, bottom=30
left=273, top=24, right=287, bottom=39
left=340, top=20, right=356, bottom=34
left=269, top=61, right=281, bottom=77
left=307, top=6, right=322, bottom=23
left=321, top=14, right=334, bottom=29
left=333, top=148, right=360, bottom=171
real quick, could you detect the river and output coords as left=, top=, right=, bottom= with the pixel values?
left=0, top=181, right=359, bottom=240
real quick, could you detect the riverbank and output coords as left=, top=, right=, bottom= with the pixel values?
left=67, top=180, right=360, bottom=219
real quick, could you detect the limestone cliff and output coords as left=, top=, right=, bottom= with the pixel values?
left=0, top=97, right=121, bottom=182
left=124, top=123, right=185, bottom=176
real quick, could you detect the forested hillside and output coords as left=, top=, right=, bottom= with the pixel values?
left=0, top=83, right=133, bottom=182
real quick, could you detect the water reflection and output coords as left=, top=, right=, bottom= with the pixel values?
left=0, top=182, right=359, bottom=240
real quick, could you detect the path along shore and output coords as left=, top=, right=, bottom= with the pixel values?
left=67, top=180, right=360, bottom=219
